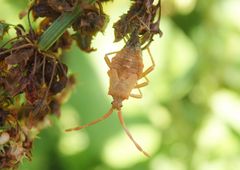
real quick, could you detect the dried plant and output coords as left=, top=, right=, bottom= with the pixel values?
left=0, top=0, right=162, bottom=169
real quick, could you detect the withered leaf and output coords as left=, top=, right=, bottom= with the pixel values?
left=0, top=108, right=9, bottom=126
left=113, top=0, right=162, bottom=44
left=0, top=48, right=10, bottom=61
left=50, top=31, right=73, bottom=52
left=0, top=67, right=28, bottom=96
left=5, top=48, right=34, bottom=65
left=47, top=0, right=78, bottom=12
left=32, top=1, right=60, bottom=19
left=50, top=63, right=68, bottom=94
left=72, top=32, right=96, bottom=52
left=113, top=14, right=130, bottom=42
left=49, top=99, right=61, bottom=117
left=72, top=6, right=109, bottom=35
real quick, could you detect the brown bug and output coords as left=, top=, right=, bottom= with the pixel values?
left=65, top=31, right=155, bottom=157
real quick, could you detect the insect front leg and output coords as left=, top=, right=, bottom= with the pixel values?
left=104, top=51, right=119, bottom=68
left=141, top=47, right=155, bottom=78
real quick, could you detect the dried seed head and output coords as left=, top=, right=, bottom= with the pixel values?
left=0, top=132, right=10, bottom=145
left=50, top=31, right=73, bottom=52
left=32, top=0, right=60, bottom=19
left=71, top=2, right=109, bottom=52
left=5, top=48, right=34, bottom=65
left=47, top=0, right=78, bottom=12
left=72, top=32, right=96, bottom=52
left=0, top=21, right=72, bottom=168
left=113, top=0, right=162, bottom=46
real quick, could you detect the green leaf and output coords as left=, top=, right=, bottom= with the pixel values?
left=0, top=21, right=10, bottom=40
left=38, top=6, right=82, bottom=51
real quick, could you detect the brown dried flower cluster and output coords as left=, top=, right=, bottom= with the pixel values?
left=113, top=0, right=162, bottom=48
left=32, top=0, right=109, bottom=52
left=0, top=22, right=74, bottom=169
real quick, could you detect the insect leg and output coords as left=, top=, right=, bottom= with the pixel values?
left=130, top=87, right=142, bottom=99
left=131, top=77, right=150, bottom=98
left=141, top=47, right=155, bottom=78
left=117, top=110, right=150, bottom=157
left=135, top=76, right=149, bottom=88
left=104, top=51, right=119, bottom=68
left=65, top=107, right=114, bottom=132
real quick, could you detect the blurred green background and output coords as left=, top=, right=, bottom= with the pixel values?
left=1, top=0, right=240, bottom=169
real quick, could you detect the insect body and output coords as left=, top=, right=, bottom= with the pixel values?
left=108, top=38, right=144, bottom=109
left=66, top=34, right=155, bottom=157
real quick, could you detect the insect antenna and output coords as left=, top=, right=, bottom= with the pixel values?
left=117, top=109, right=150, bottom=157
left=65, top=107, right=114, bottom=132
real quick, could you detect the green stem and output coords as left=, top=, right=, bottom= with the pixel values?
left=38, top=6, right=82, bottom=51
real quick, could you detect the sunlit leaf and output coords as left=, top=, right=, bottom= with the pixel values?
left=0, top=21, right=10, bottom=40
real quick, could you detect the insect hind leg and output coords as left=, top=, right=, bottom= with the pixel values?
left=130, top=87, right=142, bottom=99
left=141, top=47, right=155, bottom=78
left=135, top=76, right=149, bottom=88
left=130, top=77, right=150, bottom=98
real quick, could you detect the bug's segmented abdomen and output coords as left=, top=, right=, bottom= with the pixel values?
left=111, top=47, right=144, bottom=78
left=108, top=69, right=138, bottom=99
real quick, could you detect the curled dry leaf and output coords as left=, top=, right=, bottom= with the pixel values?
left=5, top=48, right=34, bottom=65
left=113, top=0, right=162, bottom=47
left=72, top=32, right=96, bottom=52
left=32, top=0, right=60, bottom=19
left=0, top=20, right=74, bottom=168
left=72, top=2, right=109, bottom=52
left=47, top=0, right=78, bottom=12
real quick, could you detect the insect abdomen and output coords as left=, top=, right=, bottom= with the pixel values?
left=108, top=69, right=138, bottom=99
left=111, top=47, right=143, bottom=78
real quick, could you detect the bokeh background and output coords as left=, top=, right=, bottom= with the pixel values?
left=1, top=0, right=240, bottom=169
